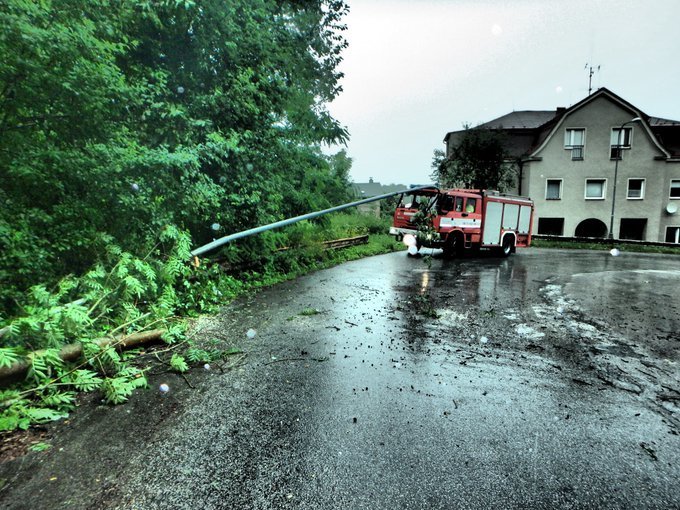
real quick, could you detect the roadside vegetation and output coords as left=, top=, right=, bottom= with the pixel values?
left=0, top=0, right=368, bottom=433
left=531, top=238, right=680, bottom=255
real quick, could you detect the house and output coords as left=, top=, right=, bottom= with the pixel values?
left=351, top=178, right=407, bottom=198
left=444, top=88, right=680, bottom=243
left=351, top=178, right=408, bottom=216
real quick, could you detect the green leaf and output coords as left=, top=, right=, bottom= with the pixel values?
left=170, top=353, right=188, bottom=373
left=0, top=348, right=22, bottom=369
left=23, top=407, right=67, bottom=424
left=28, top=442, right=52, bottom=452
left=70, top=369, right=103, bottom=392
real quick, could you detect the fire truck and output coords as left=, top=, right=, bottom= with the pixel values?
left=389, top=187, right=534, bottom=257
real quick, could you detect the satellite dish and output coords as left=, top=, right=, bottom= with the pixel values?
left=667, top=203, right=679, bottom=215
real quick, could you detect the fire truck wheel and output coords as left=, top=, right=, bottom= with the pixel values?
left=500, top=235, right=514, bottom=257
left=443, top=233, right=464, bottom=258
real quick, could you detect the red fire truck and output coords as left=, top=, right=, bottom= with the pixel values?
left=389, top=187, right=534, bottom=257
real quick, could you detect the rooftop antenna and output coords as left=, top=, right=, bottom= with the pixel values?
left=585, top=63, right=600, bottom=95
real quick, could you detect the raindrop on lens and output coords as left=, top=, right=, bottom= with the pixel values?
left=403, top=234, right=416, bottom=247
left=610, top=248, right=620, bottom=257
left=246, top=328, right=257, bottom=339
left=407, top=245, right=418, bottom=256
left=159, top=383, right=170, bottom=393
left=177, top=86, right=185, bottom=94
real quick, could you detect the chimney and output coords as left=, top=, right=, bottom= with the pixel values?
left=556, top=107, right=566, bottom=116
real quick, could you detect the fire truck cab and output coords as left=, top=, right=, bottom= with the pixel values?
left=390, top=188, right=534, bottom=257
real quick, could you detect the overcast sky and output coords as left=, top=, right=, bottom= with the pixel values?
left=326, top=0, right=680, bottom=186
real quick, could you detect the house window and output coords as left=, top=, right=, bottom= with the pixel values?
left=545, top=179, right=562, bottom=200
left=537, top=218, right=564, bottom=235
left=671, top=180, right=680, bottom=199
left=627, top=179, right=645, bottom=199
left=619, top=219, right=646, bottom=240
left=585, top=179, right=606, bottom=199
left=564, top=129, right=585, bottom=160
left=666, top=226, right=680, bottom=244
left=610, top=127, right=632, bottom=159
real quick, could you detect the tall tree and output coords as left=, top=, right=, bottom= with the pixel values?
left=0, top=0, right=351, bottom=312
left=432, top=125, right=513, bottom=191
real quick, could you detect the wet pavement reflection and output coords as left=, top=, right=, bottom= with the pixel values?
left=3, top=248, right=679, bottom=510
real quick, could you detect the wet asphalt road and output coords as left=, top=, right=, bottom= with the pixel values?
left=1, top=248, right=679, bottom=509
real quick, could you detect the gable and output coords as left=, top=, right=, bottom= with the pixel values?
left=529, top=88, right=670, bottom=159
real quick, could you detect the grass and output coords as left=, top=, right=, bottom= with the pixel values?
left=531, top=238, right=680, bottom=255
left=208, top=213, right=405, bottom=306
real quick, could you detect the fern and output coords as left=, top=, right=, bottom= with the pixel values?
left=101, top=367, right=147, bottom=404
left=40, top=391, right=76, bottom=411
left=0, top=347, right=22, bottom=369
left=123, top=275, right=144, bottom=298
left=161, top=323, right=186, bottom=344
left=185, top=348, right=213, bottom=363
left=23, top=407, right=67, bottom=424
left=170, top=353, right=189, bottom=373
left=69, top=369, right=103, bottom=391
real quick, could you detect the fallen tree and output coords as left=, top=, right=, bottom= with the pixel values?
left=0, top=329, right=165, bottom=386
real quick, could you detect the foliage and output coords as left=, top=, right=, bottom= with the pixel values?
left=0, top=211, right=402, bottom=432
left=531, top=239, right=680, bottom=255
left=0, top=0, right=374, bottom=433
left=432, top=125, right=515, bottom=191
left=0, top=0, right=351, bottom=314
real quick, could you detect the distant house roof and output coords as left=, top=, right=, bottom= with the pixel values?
left=351, top=180, right=408, bottom=198
left=444, top=88, right=680, bottom=160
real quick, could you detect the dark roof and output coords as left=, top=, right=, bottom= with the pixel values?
left=648, top=116, right=680, bottom=127
left=352, top=182, right=407, bottom=198
left=478, top=110, right=559, bottom=130
left=444, top=110, right=563, bottom=159
left=444, top=88, right=680, bottom=160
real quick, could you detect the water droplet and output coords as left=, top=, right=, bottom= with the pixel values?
left=246, top=328, right=257, bottom=339
left=403, top=234, right=417, bottom=247
left=159, top=383, right=170, bottom=393
left=610, top=248, right=620, bottom=257
left=131, top=183, right=140, bottom=192
left=407, top=245, right=419, bottom=256
left=211, top=223, right=221, bottom=231
left=177, top=86, right=185, bottom=94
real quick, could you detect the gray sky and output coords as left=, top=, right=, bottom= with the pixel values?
left=327, top=0, right=680, bottom=186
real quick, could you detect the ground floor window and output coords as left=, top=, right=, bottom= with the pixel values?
left=537, top=217, right=564, bottom=235
left=666, top=226, right=680, bottom=244
left=619, top=218, right=646, bottom=240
